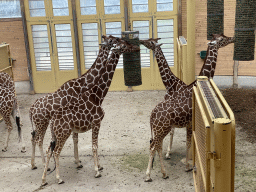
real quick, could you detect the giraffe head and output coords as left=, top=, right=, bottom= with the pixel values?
left=139, top=38, right=162, bottom=51
left=112, top=38, right=140, bottom=53
left=208, top=34, right=235, bottom=49
left=101, top=35, right=122, bottom=48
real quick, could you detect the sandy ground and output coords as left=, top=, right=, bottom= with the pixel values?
left=0, top=90, right=255, bottom=192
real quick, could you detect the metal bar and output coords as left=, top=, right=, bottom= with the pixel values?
left=0, top=66, right=12, bottom=73
left=178, top=0, right=182, bottom=36
left=20, top=0, right=35, bottom=94
left=71, top=0, right=81, bottom=77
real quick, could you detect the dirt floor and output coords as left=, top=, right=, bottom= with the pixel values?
left=0, top=89, right=256, bottom=192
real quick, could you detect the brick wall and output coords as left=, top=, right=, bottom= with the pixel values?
left=184, top=0, right=256, bottom=76
left=0, top=19, right=28, bottom=81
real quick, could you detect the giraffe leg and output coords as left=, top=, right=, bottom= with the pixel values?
left=53, top=132, right=71, bottom=185
left=38, top=140, right=50, bottom=171
left=145, top=147, right=156, bottom=182
left=18, top=125, right=26, bottom=153
left=92, top=125, right=103, bottom=178
left=41, top=144, right=52, bottom=186
left=72, top=132, right=82, bottom=168
left=31, top=139, right=37, bottom=170
left=2, top=116, right=12, bottom=152
left=185, top=125, right=193, bottom=172
left=157, top=142, right=169, bottom=179
left=165, top=128, right=175, bottom=159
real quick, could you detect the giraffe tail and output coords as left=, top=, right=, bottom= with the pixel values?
left=48, top=141, right=56, bottom=175
left=13, top=98, right=22, bottom=142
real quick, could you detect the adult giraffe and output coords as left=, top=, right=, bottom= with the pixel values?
left=0, top=72, right=25, bottom=152
left=140, top=34, right=234, bottom=181
left=30, top=35, right=121, bottom=170
left=41, top=38, right=139, bottom=186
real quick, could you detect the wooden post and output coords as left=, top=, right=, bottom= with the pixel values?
left=233, top=60, right=239, bottom=88
left=20, top=0, right=35, bottom=94
left=186, top=0, right=196, bottom=84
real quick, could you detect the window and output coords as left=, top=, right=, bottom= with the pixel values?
left=0, top=0, right=21, bottom=18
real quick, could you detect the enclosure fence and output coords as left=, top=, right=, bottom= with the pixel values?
left=0, top=43, right=13, bottom=122
left=192, top=76, right=236, bottom=192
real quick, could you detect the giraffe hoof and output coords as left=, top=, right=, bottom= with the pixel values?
left=165, top=155, right=171, bottom=160
left=163, top=175, right=169, bottom=179
left=76, top=165, right=83, bottom=169
left=144, top=178, right=153, bottom=182
left=47, top=168, right=51, bottom=171
left=98, top=166, right=103, bottom=171
left=21, top=149, right=26, bottom=153
left=41, top=182, right=48, bottom=186
left=58, top=180, right=65, bottom=184
left=31, top=166, right=37, bottom=170
left=2, top=148, right=7, bottom=152
left=95, top=173, right=102, bottom=178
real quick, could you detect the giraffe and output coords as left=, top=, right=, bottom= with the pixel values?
left=140, top=34, right=234, bottom=181
left=164, top=34, right=235, bottom=158
left=0, top=72, right=25, bottom=152
left=41, top=39, right=139, bottom=186
left=30, top=35, right=121, bottom=170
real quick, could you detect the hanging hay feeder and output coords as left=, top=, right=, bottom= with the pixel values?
left=207, top=0, right=224, bottom=40
left=121, top=31, right=142, bottom=87
left=233, top=0, right=256, bottom=61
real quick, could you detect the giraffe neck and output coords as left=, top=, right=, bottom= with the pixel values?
left=57, top=45, right=111, bottom=96
left=81, top=45, right=111, bottom=77
left=154, top=47, right=186, bottom=93
left=92, top=51, right=121, bottom=105
left=199, top=46, right=218, bottom=78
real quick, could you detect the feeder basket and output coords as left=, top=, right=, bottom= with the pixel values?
left=121, top=31, right=142, bottom=87
left=207, top=0, right=224, bottom=40
left=233, top=0, right=256, bottom=61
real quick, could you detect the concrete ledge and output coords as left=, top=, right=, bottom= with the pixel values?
left=15, top=81, right=31, bottom=94
left=212, top=76, right=256, bottom=88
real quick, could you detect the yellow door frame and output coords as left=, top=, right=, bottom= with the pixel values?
left=128, top=0, right=178, bottom=90
left=24, top=0, right=78, bottom=93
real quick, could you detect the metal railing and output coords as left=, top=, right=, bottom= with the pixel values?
left=192, top=76, right=235, bottom=192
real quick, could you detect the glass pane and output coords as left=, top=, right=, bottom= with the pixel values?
left=80, top=0, right=96, bottom=15
left=31, top=25, right=51, bottom=71
left=157, top=0, right=173, bottom=12
left=132, top=0, right=148, bottom=13
left=104, top=0, right=120, bottom=14
left=55, top=24, right=74, bottom=70
left=105, top=22, right=123, bottom=68
left=133, top=20, right=150, bottom=67
left=52, top=0, right=69, bottom=16
left=0, top=0, right=21, bottom=18
left=82, top=23, right=99, bottom=69
left=157, top=19, right=174, bottom=66
left=29, top=0, right=46, bottom=17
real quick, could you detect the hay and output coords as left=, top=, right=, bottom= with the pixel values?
left=122, top=31, right=142, bottom=87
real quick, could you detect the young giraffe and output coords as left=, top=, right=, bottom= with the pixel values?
left=41, top=39, right=139, bottom=186
left=30, top=35, right=120, bottom=170
left=0, top=72, right=25, bottom=152
left=140, top=34, right=234, bottom=182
